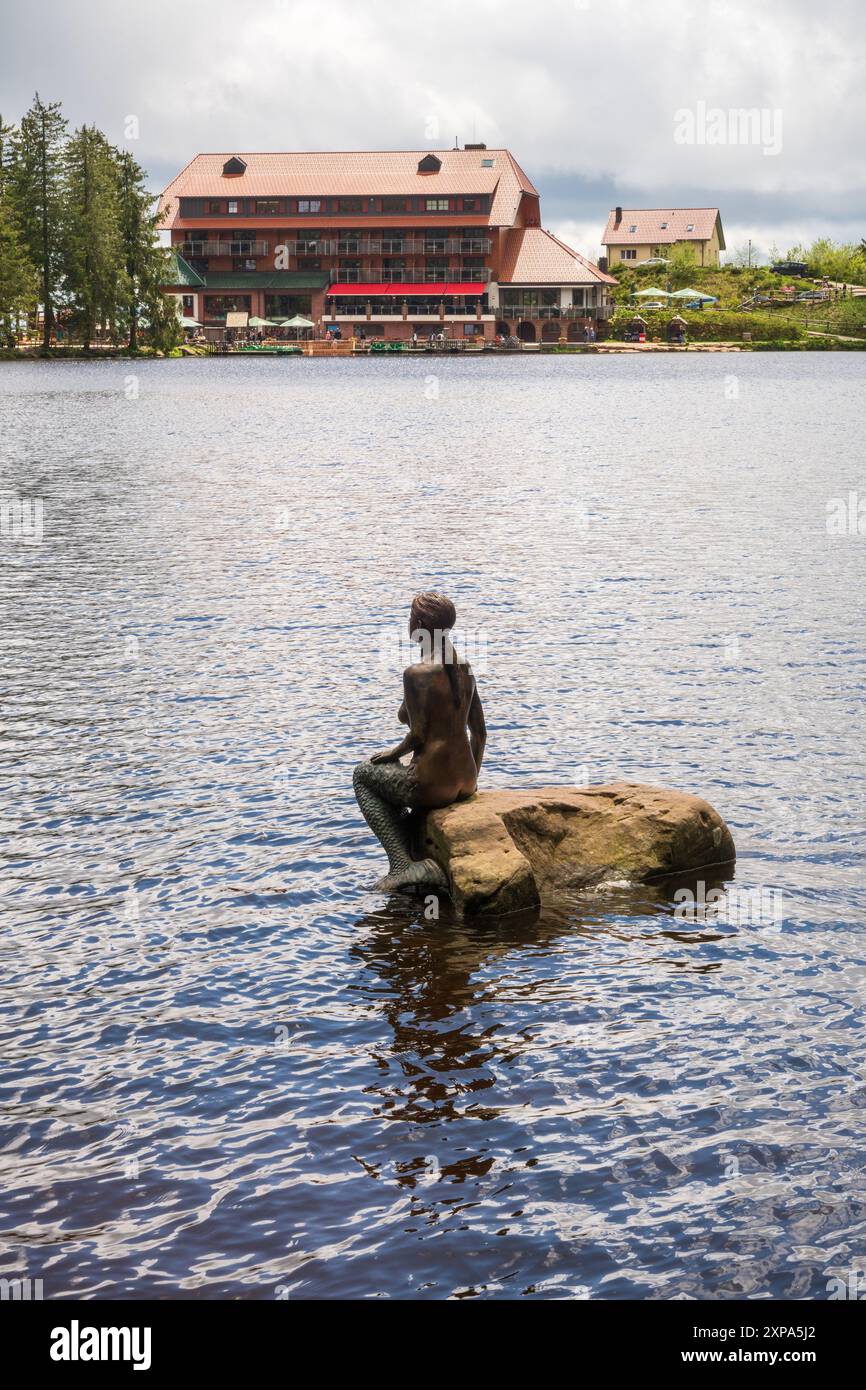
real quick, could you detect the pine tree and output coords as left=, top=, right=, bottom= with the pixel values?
left=114, top=148, right=178, bottom=353
left=0, top=114, right=38, bottom=346
left=63, top=124, right=123, bottom=350
left=0, top=199, right=38, bottom=347
left=0, top=114, right=15, bottom=198
left=9, top=94, right=67, bottom=350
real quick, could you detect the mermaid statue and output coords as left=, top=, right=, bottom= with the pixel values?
left=353, top=592, right=487, bottom=893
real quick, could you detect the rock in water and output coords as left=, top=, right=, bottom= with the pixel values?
left=424, top=783, right=735, bottom=917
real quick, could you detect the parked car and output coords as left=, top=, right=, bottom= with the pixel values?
left=771, top=261, right=809, bottom=277
left=637, top=300, right=667, bottom=311
left=796, top=290, right=829, bottom=301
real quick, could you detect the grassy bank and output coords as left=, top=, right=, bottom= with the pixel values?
left=0, top=345, right=182, bottom=360
left=609, top=260, right=866, bottom=342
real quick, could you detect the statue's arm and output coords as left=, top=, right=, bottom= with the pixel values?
left=468, top=685, right=486, bottom=774
left=369, top=673, right=424, bottom=764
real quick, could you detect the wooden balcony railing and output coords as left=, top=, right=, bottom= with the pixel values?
left=506, top=303, right=613, bottom=320
left=272, top=237, right=493, bottom=257
left=335, top=267, right=491, bottom=284
left=181, top=240, right=270, bottom=257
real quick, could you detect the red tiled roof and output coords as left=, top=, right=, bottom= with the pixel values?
left=159, top=149, right=538, bottom=228
left=601, top=208, right=724, bottom=248
left=500, top=227, right=616, bottom=285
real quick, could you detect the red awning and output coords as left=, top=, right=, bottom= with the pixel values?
left=326, top=282, right=486, bottom=296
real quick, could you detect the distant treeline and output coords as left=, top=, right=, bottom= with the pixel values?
left=0, top=94, right=178, bottom=351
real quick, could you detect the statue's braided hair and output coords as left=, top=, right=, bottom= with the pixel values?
left=410, top=591, right=462, bottom=707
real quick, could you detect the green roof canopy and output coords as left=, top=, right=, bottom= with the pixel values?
left=164, top=249, right=205, bottom=287
left=199, top=271, right=329, bottom=291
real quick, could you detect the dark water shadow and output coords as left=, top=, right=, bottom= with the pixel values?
left=347, top=862, right=737, bottom=1126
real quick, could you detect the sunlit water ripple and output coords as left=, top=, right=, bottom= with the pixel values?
left=1, top=353, right=864, bottom=1299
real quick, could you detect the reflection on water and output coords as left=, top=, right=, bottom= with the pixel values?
left=0, top=354, right=865, bottom=1299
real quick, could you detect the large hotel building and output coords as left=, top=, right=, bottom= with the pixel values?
left=159, top=146, right=615, bottom=342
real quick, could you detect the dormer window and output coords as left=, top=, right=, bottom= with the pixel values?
left=417, top=154, right=442, bottom=174
left=223, top=156, right=247, bottom=176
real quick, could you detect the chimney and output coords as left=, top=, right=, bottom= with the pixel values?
left=465, top=142, right=487, bottom=150
left=614, top=206, right=622, bottom=226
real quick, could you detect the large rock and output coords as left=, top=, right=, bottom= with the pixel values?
left=424, top=783, right=735, bottom=917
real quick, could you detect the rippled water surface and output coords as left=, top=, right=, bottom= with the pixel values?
left=1, top=354, right=865, bottom=1299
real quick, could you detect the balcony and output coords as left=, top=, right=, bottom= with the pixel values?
left=504, top=303, right=613, bottom=320
left=272, top=237, right=493, bottom=257
left=181, top=240, right=270, bottom=258
left=333, top=267, right=492, bottom=284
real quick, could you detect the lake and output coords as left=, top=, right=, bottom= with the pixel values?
left=1, top=353, right=865, bottom=1299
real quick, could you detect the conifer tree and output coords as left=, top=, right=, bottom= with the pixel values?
left=9, top=94, right=67, bottom=350
left=0, top=200, right=38, bottom=346
left=63, top=124, right=123, bottom=351
left=115, top=148, right=178, bottom=353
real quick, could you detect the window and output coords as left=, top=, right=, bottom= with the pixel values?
left=462, top=197, right=480, bottom=212
left=256, top=199, right=278, bottom=216
left=381, top=196, right=408, bottom=213
left=629, top=224, right=637, bottom=233
left=265, top=294, right=312, bottom=319
left=228, top=200, right=238, bottom=214
left=204, top=294, right=252, bottom=321
left=621, top=248, right=637, bottom=260
left=426, top=198, right=450, bottom=212
left=208, top=201, right=221, bottom=214
left=481, top=158, right=494, bottom=167
left=338, top=197, right=363, bottom=213
left=686, top=223, right=694, bottom=232
left=298, top=199, right=321, bottom=214
left=659, top=221, right=668, bottom=229
left=232, top=257, right=257, bottom=271
left=182, top=295, right=194, bottom=314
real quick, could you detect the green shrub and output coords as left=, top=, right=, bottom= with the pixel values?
left=609, top=309, right=805, bottom=342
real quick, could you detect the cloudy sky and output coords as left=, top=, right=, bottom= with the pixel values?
left=2, top=0, right=864, bottom=260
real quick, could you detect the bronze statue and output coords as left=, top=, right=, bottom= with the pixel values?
left=353, top=592, right=486, bottom=893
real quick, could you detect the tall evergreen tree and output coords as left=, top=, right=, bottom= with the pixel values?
left=64, top=124, right=122, bottom=350
left=10, top=94, right=67, bottom=350
left=0, top=115, right=16, bottom=198
left=0, top=199, right=38, bottom=347
left=114, top=148, right=177, bottom=353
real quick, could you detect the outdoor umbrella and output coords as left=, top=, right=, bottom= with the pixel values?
left=248, top=316, right=278, bottom=327
left=635, top=287, right=671, bottom=298
left=670, top=289, right=717, bottom=303
left=180, top=317, right=202, bottom=328
left=281, top=314, right=314, bottom=340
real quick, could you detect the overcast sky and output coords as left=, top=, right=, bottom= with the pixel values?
left=2, top=0, right=864, bottom=260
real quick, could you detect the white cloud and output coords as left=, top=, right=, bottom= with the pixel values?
left=2, top=0, right=864, bottom=243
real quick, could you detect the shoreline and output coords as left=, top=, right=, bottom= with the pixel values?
left=2, top=339, right=864, bottom=362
